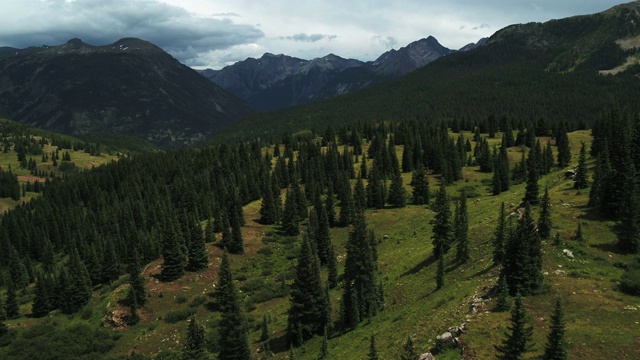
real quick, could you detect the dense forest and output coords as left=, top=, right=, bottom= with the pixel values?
left=0, top=107, right=639, bottom=358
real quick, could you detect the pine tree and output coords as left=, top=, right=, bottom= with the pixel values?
left=538, top=187, right=552, bottom=239
left=288, top=235, right=328, bottom=344
left=432, top=181, right=452, bottom=259
left=556, top=124, right=571, bottom=168
left=229, top=205, right=245, bottom=254
left=282, top=189, right=300, bottom=236
left=128, top=249, right=147, bottom=308
left=101, top=239, right=121, bottom=284
left=64, top=246, right=92, bottom=314
left=502, top=204, right=543, bottom=296
left=204, top=218, right=216, bottom=243
left=617, top=164, right=640, bottom=253
left=161, top=224, right=185, bottom=281
left=573, top=142, right=588, bottom=189
left=260, top=174, right=277, bottom=224
left=187, top=216, right=209, bottom=271
left=496, top=274, right=510, bottom=312
left=368, top=335, right=379, bottom=360
left=495, top=293, right=533, bottom=360
left=455, top=192, right=470, bottom=263
left=399, top=334, right=419, bottom=360
left=388, top=171, right=406, bottom=207
left=542, top=297, right=567, bottom=360
left=31, top=272, right=52, bottom=317
left=411, top=164, right=430, bottom=205
left=523, top=150, right=539, bottom=205
left=315, top=202, right=332, bottom=265
left=493, top=202, right=507, bottom=265
left=183, top=316, right=207, bottom=360
left=4, top=277, right=19, bottom=319
left=216, top=252, right=252, bottom=360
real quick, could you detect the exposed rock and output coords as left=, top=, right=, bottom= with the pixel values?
left=419, top=353, right=436, bottom=360
left=562, top=249, right=574, bottom=258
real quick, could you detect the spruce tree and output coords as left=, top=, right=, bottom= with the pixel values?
left=183, top=316, right=207, bottom=360
left=455, top=192, right=470, bottom=263
left=161, top=224, right=185, bottom=281
left=538, top=187, right=552, bottom=239
left=502, top=204, right=543, bottom=296
left=229, top=205, right=245, bottom=254
left=204, top=218, right=216, bottom=243
left=399, top=335, right=419, bottom=360
left=368, top=335, right=379, bottom=360
left=542, top=297, right=567, bottom=360
left=186, top=216, right=209, bottom=272
left=496, top=274, right=510, bottom=312
left=216, top=252, right=252, bottom=360
left=617, top=164, right=640, bottom=253
left=523, top=150, right=539, bottom=205
left=260, top=174, right=277, bottom=224
left=556, top=125, right=571, bottom=168
left=64, top=246, right=92, bottom=314
left=4, top=277, right=19, bottom=319
left=101, top=239, right=121, bottom=284
left=282, top=189, right=300, bottom=236
left=128, top=249, right=147, bottom=308
left=315, top=202, right=332, bottom=265
left=495, top=293, right=533, bottom=360
left=493, top=202, right=507, bottom=265
left=573, top=142, right=588, bottom=189
left=287, top=235, right=328, bottom=344
left=431, top=181, right=452, bottom=259
left=388, top=171, right=406, bottom=208
left=31, top=272, right=52, bottom=318
left=411, top=164, right=430, bottom=205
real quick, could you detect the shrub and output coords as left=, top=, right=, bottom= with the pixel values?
left=164, top=308, right=196, bottom=324
left=620, top=268, right=640, bottom=296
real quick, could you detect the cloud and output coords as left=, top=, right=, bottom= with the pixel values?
left=0, top=0, right=263, bottom=66
left=280, top=33, right=338, bottom=42
left=372, top=35, right=397, bottom=49
left=211, top=12, right=240, bottom=17
left=471, top=23, right=491, bottom=30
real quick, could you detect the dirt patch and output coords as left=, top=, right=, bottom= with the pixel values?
left=17, top=175, right=46, bottom=183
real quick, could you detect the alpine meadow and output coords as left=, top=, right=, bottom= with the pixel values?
left=1, top=2, right=640, bottom=360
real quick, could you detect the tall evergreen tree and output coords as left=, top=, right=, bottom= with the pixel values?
left=288, top=235, right=328, bottom=344
left=282, top=189, right=300, bottom=236
left=502, top=204, right=543, bottom=295
left=617, top=163, right=640, bottom=253
left=495, top=293, right=533, bottom=360
left=538, top=187, right=552, bottom=239
left=493, top=202, right=507, bottom=265
left=496, top=274, right=510, bottom=312
left=228, top=204, right=245, bottom=254
left=161, top=224, right=185, bottom=281
left=574, top=142, right=588, bottom=190
left=64, top=246, right=92, bottom=314
left=183, top=316, right=207, bottom=360
left=542, top=297, right=567, bottom=360
left=522, top=149, right=540, bottom=205
left=216, top=252, right=252, bottom=360
left=315, top=202, right=332, bottom=265
left=101, top=239, right=121, bottom=284
left=455, top=192, right=470, bottom=263
left=4, top=276, right=19, bottom=319
left=411, top=164, right=430, bottom=205
left=388, top=171, right=406, bottom=208
left=186, top=216, right=209, bottom=271
left=31, top=272, right=52, bottom=317
left=431, top=181, right=452, bottom=259
left=260, top=174, right=277, bottom=224
left=128, top=249, right=147, bottom=308
left=556, top=124, right=571, bottom=168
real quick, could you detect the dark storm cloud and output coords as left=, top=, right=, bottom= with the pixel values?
left=0, top=0, right=264, bottom=64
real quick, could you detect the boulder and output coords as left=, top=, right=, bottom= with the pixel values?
left=562, top=249, right=574, bottom=258
left=419, top=353, right=436, bottom=360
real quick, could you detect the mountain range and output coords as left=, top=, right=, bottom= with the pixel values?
left=200, top=36, right=486, bottom=111
left=0, top=38, right=252, bottom=148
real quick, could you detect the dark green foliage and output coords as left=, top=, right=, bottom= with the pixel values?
left=260, top=314, right=269, bottom=343
left=101, top=239, right=121, bottom=284
left=619, top=266, right=640, bottom=296
left=411, top=164, right=430, bottom=205
left=204, top=219, right=216, bottom=243
left=228, top=204, right=246, bottom=254
left=431, top=181, right=452, bottom=259
left=522, top=149, right=539, bottom=205
left=617, top=164, right=640, bottom=253
left=493, top=202, right=507, bottom=265
left=502, top=204, right=543, bottom=296
left=161, top=225, right=185, bottom=282
left=368, top=335, right=379, bottom=360
left=496, top=275, right=510, bottom=312
left=127, top=286, right=140, bottom=325
left=556, top=124, right=571, bottom=168
left=216, top=252, right=252, bottom=360
left=287, top=235, right=328, bottom=344
left=128, top=250, right=147, bottom=308
left=186, top=216, right=209, bottom=272
left=282, top=189, right=300, bottom=236
left=492, top=138, right=510, bottom=195
left=455, top=192, right=470, bottom=263
left=183, top=316, right=207, bottom=360
left=574, top=222, right=584, bottom=242
left=315, top=202, right=333, bottom=266
left=573, top=142, right=588, bottom=189
left=342, top=210, right=381, bottom=328
left=399, top=335, right=419, bottom=360
left=4, top=277, right=19, bottom=319
left=31, top=272, right=52, bottom=318
left=327, top=243, right=338, bottom=289
left=543, top=297, right=567, bottom=360
left=388, top=171, right=406, bottom=208
left=63, top=247, right=92, bottom=314
left=318, top=329, right=328, bottom=360
left=495, top=293, right=533, bottom=360
left=538, top=187, right=552, bottom=239
left=260, top=174, right=277, bottom=225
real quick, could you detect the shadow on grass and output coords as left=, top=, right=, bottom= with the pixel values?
left=401, top=255, right=437, bottom=277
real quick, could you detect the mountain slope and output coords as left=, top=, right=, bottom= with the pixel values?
left=0, top=38, right=253, bottom=148
left=201, top=36, right=463, bottom=111
left=215, top=2, right=640, bottom=142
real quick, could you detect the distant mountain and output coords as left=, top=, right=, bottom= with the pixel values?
left=216, top=2, right=640, bottom=141
left=201, top=36, right=480, bottom=111
left=0, top=38, right=252, bottom=148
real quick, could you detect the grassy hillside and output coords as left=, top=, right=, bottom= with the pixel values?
left=2, top=129, right=638, bottom=359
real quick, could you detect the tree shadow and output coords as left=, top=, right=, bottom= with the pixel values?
left=265, top=332, right=290, bottom=354
left=468, top=264, right=497, bottom=280
left=401, top=255, right=437, bottom=277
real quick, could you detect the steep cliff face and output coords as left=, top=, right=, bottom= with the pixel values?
left=0, top=38, right=253, bottom=148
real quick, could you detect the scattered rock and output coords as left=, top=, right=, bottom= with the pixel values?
left=383, top=234, right=389, bottom=240
left=554, top=270, right=566, bottom=275
left=623, top=305, right=638, bottom=311
left=419, top=353, right=436, bottom=360
left=562, top=249, right=574, bottom=258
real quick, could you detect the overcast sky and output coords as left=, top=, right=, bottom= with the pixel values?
left=0, top=0, right=628, bottom=70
